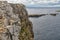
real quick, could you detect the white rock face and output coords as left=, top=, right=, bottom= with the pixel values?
left=0, top=1, right=21, bottom=40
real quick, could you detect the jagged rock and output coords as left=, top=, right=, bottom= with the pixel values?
left=10, top=3, right=34, bottom=40
left=0, top=1, right=34, bottom=40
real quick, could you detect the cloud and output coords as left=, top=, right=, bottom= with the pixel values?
left=5, top=0, right=60, bottom=7
left=7, top=0, right=60, bottom=4
left=20, top=0, right=60, bottom=4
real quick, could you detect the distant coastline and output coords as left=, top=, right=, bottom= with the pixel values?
left=26, top=7, right=60, bottom=9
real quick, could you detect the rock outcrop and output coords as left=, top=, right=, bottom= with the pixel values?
left=0, top=1, right=34, bottom=40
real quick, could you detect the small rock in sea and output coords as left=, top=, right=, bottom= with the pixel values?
left=50, top=13, right=58, bottom=16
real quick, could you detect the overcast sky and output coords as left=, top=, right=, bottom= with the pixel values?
left=6, top=0, right=60, bottom=7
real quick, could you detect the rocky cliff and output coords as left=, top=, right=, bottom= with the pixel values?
left=0, top=1, right=34, bottom=40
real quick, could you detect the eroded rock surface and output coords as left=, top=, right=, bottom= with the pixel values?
left=0, top=1, right=34, bottom=40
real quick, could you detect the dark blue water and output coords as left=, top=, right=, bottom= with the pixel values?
left=27, top=7, right=60, bottom=40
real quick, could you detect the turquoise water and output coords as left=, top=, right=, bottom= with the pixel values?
left=27, top=7, right=60, bottom=40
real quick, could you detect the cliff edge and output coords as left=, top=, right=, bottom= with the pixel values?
left=0, top=1, right=34, bottom=40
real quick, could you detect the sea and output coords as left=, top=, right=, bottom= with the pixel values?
left=26, top=7, right=60, bottom=40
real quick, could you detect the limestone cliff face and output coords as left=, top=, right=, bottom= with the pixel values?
left=0, top=1, right=34, bottom=40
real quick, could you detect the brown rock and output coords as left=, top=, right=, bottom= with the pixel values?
left=10, top=3, right=34, bottom=40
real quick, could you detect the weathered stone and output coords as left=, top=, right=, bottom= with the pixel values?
left=0, top=1, right=34, bottom=40
left=10, top=3, right=34, bottom=40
